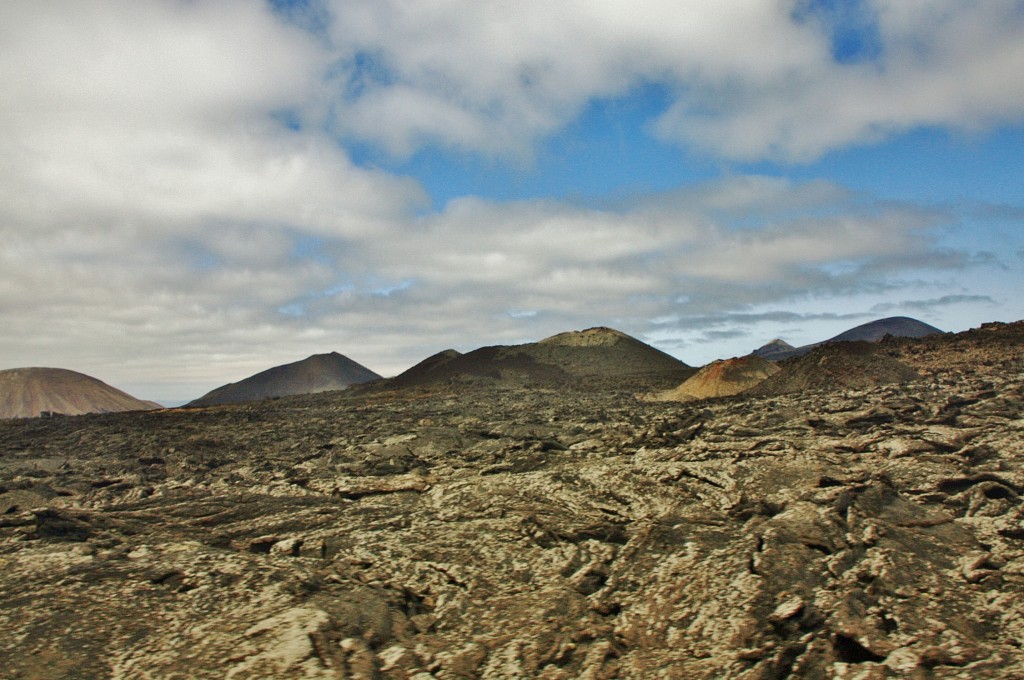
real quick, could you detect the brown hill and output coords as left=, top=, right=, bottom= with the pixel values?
left=386, top=327, right=693, bottom=391
left=0, top=367, right=161, bottom=419
left=749, top=341, right=920, bottom=396
left=187, top=352, right=381, bottom=407
left=655, top=355, right=780, bottom=401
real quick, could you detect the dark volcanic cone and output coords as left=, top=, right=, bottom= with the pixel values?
left=749, top=341, right=920, bottom=396
left=656, top=355, right=780, bottom=401
left=0, top=367, right=161, bottom=419
left=827, top=316, right=943, bottom=343
left=752, top=338, right=795, bottom=360
left=531, top=327, right=692, bottom=382
left=385, top=349, right=463, bottom=389
left=388, top=327, right=693, bottom=390
left=187, top=352, right=381, bottom=407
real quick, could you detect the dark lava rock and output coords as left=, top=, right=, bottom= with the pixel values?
left=749, top=341, right=920, bottom=396
left=1, top=322, right=1024, bottom=678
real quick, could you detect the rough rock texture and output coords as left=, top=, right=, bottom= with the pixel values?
left=655, top=355, right=780, bottom=401
left=2, top=322, right=1024, bottom=678
left=884, top=320, right=1024, bottom=380
left=188, top=352, right=382, bottom=407
left=749, top=342, right=921, bottom=396
left=0, top=367, right=161, bottom=419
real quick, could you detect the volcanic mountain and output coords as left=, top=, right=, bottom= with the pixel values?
left=748, top=341, right=920, bottom=396
left=384, top=349, right=463, bottom=387
left=751, top=338, right=794, bottom=359
left=655, top=355, right=780, bottom=401
left=0, top=367, right=161, bottom=419
left=828, top=316, right=943, bottom=343
left=754, top=316, right=943, bottom=361
left=187, top=352, right=381, bottom=407
left=386, top=327, right=693, bottom=391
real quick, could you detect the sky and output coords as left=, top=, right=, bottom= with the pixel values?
left=2, top=0, right=1023, bottom=405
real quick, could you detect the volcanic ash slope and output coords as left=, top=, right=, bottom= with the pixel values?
left=654, top=355, right=780, bottom=401
left=0, top=367, right=160, bottom=419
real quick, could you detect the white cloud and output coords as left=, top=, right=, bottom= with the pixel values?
left=324, top=0, right=829, bottom=157
left=322, top=0, right=1024, bottom=161
left=256, top=177, right=966, bottom=376
left=423, top=183, right=942, bottom=292
left=0, top=1, right=425, bottom=233
left=0, top=1, right=1018, bottom=404
left=654, top=0, right=1024, bottom=159
left=0, top=1, right=423, bottom=399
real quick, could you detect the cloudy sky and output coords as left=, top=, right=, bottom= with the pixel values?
left=2, top=0, right=1023, bottom=405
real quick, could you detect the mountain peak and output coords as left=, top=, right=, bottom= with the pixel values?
left=539, top=326, right=632, bottom=347
left=827, top=317, right=943, bottom=344
left=187, top=352, right=381, bottom=407
left=752, top=338, right=794, bottom=358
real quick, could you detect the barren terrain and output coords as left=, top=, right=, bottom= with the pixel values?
left=1, top=322, right=1023, bottom=678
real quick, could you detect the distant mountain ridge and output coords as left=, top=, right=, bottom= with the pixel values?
left=828, top=316, right=943, bottom=343
left=0, top=367, right=161, bottom=419
left=655, top=316, right=942, bottom=402
left=187, top=352, right=381, bottom=407
left=754, top=316, right=943, bottom=361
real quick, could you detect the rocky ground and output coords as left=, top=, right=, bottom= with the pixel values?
left=2, top=323, right=1024, bottom=678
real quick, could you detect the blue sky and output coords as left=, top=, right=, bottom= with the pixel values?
left=1, top=0, right=1023, bottom=404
